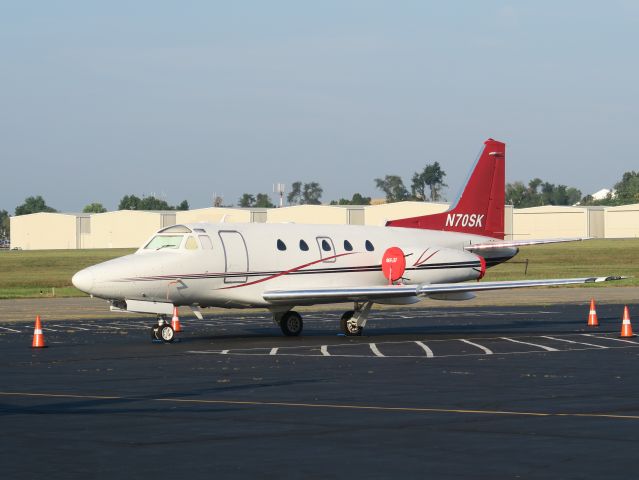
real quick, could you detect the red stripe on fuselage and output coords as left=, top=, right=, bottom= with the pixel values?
left=218, top=252, right=357, bottom=290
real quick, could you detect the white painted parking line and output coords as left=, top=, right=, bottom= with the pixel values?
left=221, top=350, right=229, bottom=354
left=501, top=337, right=558, bottom=352
left=459, top=339, right=493, bottom=355
left=269, top=348, right=279, bottom=355
left=369, top=343, right=385, bottom=357
left=582, top=334, right=639, bottom=345
left=83, top=324, right=122, bottom=330
left=542, top=336, right=608, bottom=349
left=51, top=324, right=91, bottom=331
left=108, top=323, right=148, bottom=330
left=320, top=345, right=331, bottom=356
left=42, top=327, right=60, bottom=332
left=0, top=326, right=21, bottom=333
left=414, top=341, right=434, bottom=358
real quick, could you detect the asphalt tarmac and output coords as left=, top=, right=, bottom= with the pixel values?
left=2, top=300, right=639, bottom=479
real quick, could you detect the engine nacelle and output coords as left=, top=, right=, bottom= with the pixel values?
left=392, top=246, right=485, bottom=285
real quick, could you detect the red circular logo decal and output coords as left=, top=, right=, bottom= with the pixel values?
left=381, top=247, right=406, bottom=282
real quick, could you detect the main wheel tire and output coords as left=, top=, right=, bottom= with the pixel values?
left=280, top=311, right=303, bottom=336
left=160, top=325, right=175, bottom=343
left=341, top=311, right=362, bottom=336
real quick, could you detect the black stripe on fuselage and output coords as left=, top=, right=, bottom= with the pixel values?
left=119, top=260, right=481, bottom=283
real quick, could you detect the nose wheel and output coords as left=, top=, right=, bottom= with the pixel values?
left=151, top=316, right=175, bottom=343
left=341, top=311, right=362, bottom=336
left=340, top=302, right=373, bottom=336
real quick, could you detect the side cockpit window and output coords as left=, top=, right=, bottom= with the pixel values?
left=185, top=236, right=198, bottom=250
left=199, top=235, right=213, bottom=250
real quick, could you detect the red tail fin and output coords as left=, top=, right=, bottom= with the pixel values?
left=386, top=138, right=505, bottom=239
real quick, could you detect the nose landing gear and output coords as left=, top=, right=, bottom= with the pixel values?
left=151, top=315, right=175, bottom=343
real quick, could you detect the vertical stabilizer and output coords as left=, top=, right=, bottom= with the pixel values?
left=386, top=139, right=505, bottom=239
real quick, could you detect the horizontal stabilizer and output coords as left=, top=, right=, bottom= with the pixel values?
left=465, top=237, right=586, bottom=251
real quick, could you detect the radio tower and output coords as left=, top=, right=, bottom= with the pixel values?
left=273, top=183, right=286, bottom=208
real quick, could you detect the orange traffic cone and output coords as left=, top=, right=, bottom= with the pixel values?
left=587, top=298, right=599, bottom=327
left=171, top=306, right=182, bottom=332
left=32, top=315, right=47, bottom=348
left=620, top=306, right=635, bottom=338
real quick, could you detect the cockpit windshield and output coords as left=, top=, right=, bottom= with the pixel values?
left=144, top=235, right=184, bottom=250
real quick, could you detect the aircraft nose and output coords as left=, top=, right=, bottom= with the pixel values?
left=72, top=268, right=95, bottom=294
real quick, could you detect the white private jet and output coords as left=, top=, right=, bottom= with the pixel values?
left=72, top=139, right=622, bottom=341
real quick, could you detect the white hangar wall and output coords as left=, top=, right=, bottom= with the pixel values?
left=9, top=203, right=639, bottom=250
left=176, top=208, right=254, bottom=225
left=10, top=213, right=86, bottom=250
left=89, top=211, right=174, bottom=249
left=605, top=204, right=639, bottom=238
left=512, top=206, right=589, bottom=240
left=364, top=202, right=449, bottom=227
left=267, top=205, right=351, bottom=225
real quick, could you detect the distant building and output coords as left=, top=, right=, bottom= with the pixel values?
left=591, top=188, right=613, bottom=201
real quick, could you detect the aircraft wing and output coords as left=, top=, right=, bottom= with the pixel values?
left=262, top=276, right=625, bottom=305
left=465, top=238, right=585, bottom=251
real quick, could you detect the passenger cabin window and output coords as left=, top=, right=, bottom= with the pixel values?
left=299, top=240, right=309, bottom=251
left=344, top=240, right=353, bottom=251
left=185, top=236, right=198, bottom=250
left=277, top=239, right=287, bottom=251
left=316, top=236, right=336, bottom=263
left=199, top=235, right=213, bottom=250
left=365, top=240, right=375, bottom=251
left=144, top=235, right=183, bottom=250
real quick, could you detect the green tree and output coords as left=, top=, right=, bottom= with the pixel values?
left=238, top=194, right=256, bottom=208
left=0, top=209, right=9, bottom=241
left=139, top=196, right=171, bottom=210
left=411, top=162, right=447, bottom=201
left=375, top=175, right=409, bottom=203
left=614, top=171, right=639, bottom=204
left=118, top=195, right=142, bottom=210
left=82, top=202, right=107, bottom=213
left=119, top=195, right=188, bottom=210
left=507, top=178, right=581, bottom=207
left=254, top=193, right=275, bottom=208
left=287, top=181, right=303, bottom=205
left=330, top=193, right=371, bottom=205
left=505, top=181, right=527, bottom=207
left=302, top=182, right=323, bottom=205
left=287, top=181, right=323, bottom=205
left=15, top=196, right=57, bottom=215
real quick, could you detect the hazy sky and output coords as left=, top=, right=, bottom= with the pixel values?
left=1, top=1, right=638, bottom=212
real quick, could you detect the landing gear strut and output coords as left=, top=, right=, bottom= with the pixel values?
left=341, top=302, right=373, bottom=336
left=151, top=315, right=175, bottom=343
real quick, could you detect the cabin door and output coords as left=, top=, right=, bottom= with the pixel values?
left=218, top=231, right=249, bottom=283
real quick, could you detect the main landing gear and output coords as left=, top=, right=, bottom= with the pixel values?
left=340, top=302, right=373, bottom=336
left=272, top=302, right=374, bottom=337
left=273, top=310, right=304, bottom=336
left=151, top=315, right=175, bottom=343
